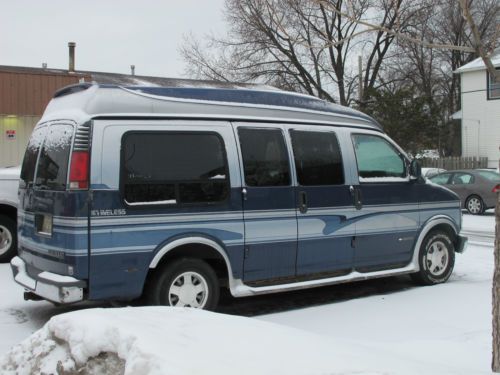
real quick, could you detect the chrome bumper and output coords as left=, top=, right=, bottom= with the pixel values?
left=10, top=256, right=85, bottom=304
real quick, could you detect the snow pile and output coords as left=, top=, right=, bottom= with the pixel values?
left=1, top=306, right=389, bottom=375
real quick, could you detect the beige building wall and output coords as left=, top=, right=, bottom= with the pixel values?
left=0, top=115, right=39, bottom=167
left=460, top=70, right=500, bottom=169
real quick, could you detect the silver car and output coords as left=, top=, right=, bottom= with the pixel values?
left=429, top=169, right=500, bottom=214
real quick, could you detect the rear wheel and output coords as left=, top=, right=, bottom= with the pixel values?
left=411, top=231, right=455, bottom=285
left=466, top=195, right=484, bottom=215
left=0, top=214, right=16, bottom=263
left=147, top=258, right=219, bottom=310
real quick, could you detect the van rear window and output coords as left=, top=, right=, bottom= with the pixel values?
left=20, top=126, right=48, bottom=186
left=35, top=124, right=74, bottom=190
left=122, top=132, right=229, bottom=205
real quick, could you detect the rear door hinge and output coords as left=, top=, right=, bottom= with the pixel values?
left=244, top=246, right=250, bottom=259
left=351, top=236, right=356, bottom=248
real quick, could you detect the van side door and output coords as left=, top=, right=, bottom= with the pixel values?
left=288, top=126, right=355, bottom=277
left=233, top=123, right=297, bottom=283
left=349, top=131, right=420, bottom=272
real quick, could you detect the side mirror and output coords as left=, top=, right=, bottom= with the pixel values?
left=409, top=159, right=421, bottom=179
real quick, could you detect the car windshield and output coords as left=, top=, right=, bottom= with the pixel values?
left=477, top=170, right=500, bottom=182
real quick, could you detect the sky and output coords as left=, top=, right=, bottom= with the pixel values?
left=0, top=0, right=227, bottom=78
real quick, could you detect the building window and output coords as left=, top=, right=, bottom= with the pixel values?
left=488, top=68, right=500, bottom=100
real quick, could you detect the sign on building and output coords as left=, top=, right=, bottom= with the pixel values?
left=5, top=130, right=16, bottom=140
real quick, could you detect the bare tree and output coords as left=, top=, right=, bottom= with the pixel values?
left=181, top=0, right=424, bottom=106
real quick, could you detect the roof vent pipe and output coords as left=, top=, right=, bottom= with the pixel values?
left=42, top=63, right=47, bottom=69
left=131, top=65, right=135, bottom=76
left=68, top=42, right=76, bottom=72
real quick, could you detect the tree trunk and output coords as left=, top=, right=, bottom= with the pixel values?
left=493, top=172, right=500, bottom=372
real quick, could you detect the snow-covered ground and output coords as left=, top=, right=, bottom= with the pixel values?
left=0, top=213, right=496, bottom=374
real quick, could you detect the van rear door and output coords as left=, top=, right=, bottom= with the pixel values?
left=18, top=122, right=89, bottom=279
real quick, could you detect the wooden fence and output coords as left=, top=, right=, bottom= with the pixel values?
left=419, top=156, right=488, bottom=170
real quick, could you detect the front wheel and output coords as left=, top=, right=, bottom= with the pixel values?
left=147, top=258, right=220, bottom=310
left=411, top=231, right=455, bottom=285
left=0, top=214, right=17, bottom=263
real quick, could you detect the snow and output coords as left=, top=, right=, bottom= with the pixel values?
left=455, top=49, right=500, bottom=73
left=126, top=199, right=177, bottom=206
left=359, top=176, right=410, bottom=182
left=0, top=212, right=497, bottom=374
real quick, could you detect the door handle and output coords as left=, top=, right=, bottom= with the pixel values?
left=299, top=191, right=308, bottom=214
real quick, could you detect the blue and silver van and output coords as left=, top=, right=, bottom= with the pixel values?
left=11, top=83, right=467, bottom=309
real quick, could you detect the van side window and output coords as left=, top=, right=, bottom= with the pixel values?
left=122, top=132, right=229, bottom=205
left=352, top=134, right=406, bottom=180
left=238, top=128, right=290, bottom=187
left=290, top=130, right=344, bottom=185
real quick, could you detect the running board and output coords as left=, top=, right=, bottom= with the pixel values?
left=229, top=263, right=418, bottom=298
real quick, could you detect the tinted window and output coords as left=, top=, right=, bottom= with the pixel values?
left=122, top=132, right=228, bottom=205
left=35, top=124, right=74, bottom=190
left=352, top=134, right=405, bottom=179
left=290, top=130, right=344, bottom=185
left=238, top=128, right=290, bottom=187
left=20, top=126, right=48, bottom=186
left=430, top=173, right=452, bottom=185
left=452, top=173, right=474, bottom=185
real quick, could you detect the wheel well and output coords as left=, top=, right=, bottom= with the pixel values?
left=0, top=204, right=17, bottom=222
left=465, top=193, right=482, bottom=202
left=146, top=243, right=230, bottom=290
left=428, top=223, right=458, bottom=250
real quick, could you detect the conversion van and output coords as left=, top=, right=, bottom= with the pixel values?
left=11, top=83, right=467, bottom=309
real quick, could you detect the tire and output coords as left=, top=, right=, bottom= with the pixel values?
left=146, top=258, right=220, bottom=310
left=465, top=195, right=484, bottom=215
left=411, top=231, right=455, bottom=285
left=0, top=214, right=17, bottom=263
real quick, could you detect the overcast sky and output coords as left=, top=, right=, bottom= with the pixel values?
left=0, top=0, right=226, bottom=78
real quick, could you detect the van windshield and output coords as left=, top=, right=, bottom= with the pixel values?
left=35, top=124, right=74, bottom=191
left=20, top=126, right=48, bottom=187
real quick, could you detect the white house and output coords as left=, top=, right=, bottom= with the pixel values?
left=454, top=51, right=500, bottom=169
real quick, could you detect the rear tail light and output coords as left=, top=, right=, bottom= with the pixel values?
left=69, top=151, right=89, bottom=190
left=493, top=184, right=500, bottom=193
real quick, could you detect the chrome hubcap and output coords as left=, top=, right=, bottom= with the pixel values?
left=168, top=271, right=209, bottom=308
left=467, top=198, right=482, bottom=214
left=0, top=225, right=12, bottom=256
left=425, top=240, right=448, bottom=276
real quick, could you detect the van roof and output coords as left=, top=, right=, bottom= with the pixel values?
left=41, top=83, right=382, bottom=131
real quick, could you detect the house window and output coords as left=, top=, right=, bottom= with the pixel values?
left=488, top=68, right=500, bottom=100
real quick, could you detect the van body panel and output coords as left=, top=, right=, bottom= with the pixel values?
left=87, top=120, right=245, bottom=300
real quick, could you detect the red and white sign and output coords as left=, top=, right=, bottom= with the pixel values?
left=5, top=130, right=16, bottom=140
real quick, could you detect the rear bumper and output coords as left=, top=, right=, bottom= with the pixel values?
left=456, top=234, right=468, bottom=253
left=10, top=256, right=86, bottom=304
